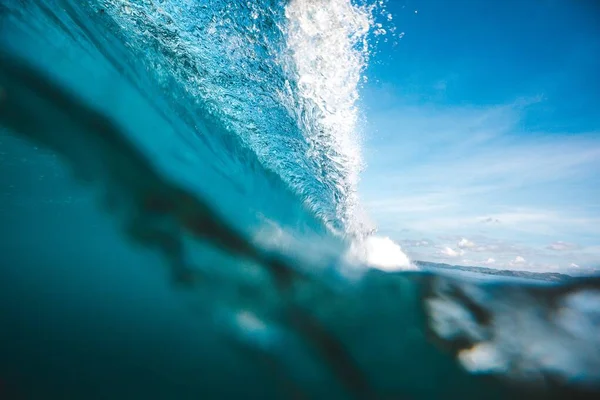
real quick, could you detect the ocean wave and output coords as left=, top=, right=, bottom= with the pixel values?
left=91, top=0, right=375, bottom=236
left=1, top=1, right=599, bottom=398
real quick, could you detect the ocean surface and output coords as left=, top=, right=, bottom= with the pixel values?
left=0, top=1, right=599, bottom=399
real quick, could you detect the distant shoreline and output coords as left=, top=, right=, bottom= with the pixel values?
left=415, top=260, right=573, bottom=283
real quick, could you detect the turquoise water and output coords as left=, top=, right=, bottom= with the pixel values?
left=1, top=1, right=599, bottom=398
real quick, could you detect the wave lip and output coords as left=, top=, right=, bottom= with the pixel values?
left=283, top=0, right=372, bottom=235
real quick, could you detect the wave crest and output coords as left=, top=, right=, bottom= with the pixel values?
left=97, top=0, right=381, bottom=237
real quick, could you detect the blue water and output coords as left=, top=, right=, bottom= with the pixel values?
left=1, top=1, right=599, bottom=399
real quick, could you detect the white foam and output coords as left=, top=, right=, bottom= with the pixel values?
left=427, top=279, right=600, bottom=385
left=346, top=236, right=416, bottom=272
left=283, top=0, right=374, bottom=235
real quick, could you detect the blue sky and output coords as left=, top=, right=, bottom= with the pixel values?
left=360, top=0, right=600, bottom=273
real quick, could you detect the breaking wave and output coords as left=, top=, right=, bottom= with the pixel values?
left=0, top=1, right=598, bottom=398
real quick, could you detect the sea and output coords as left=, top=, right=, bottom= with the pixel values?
left=0, top=1, right=599, bottom=399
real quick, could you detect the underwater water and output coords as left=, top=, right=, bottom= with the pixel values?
left=0, top=0, right=599, bottom=398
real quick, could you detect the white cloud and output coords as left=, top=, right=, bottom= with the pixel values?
left=547, top=241, right=579, bottom=251
left=399, top=239, right=432, bottom=248
left=510, top=256, right=526, bottom=266
left=481, top=217, right=501, bottom=224
left=390, top=231, right=599, bottom=274
left=458, top=238, right=475, bottom=249
left=439, top=247, right=464, bottom=258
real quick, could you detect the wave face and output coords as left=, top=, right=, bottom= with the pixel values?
left=91, top=0, right=373, bottom=236
left=1, top=1, right=599, bottom=399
